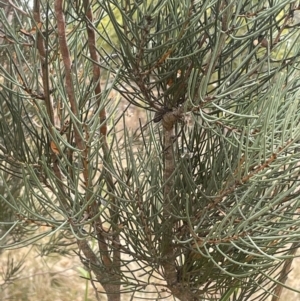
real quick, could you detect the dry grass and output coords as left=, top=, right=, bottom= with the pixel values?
left=0, top=239, right=176, bottom=301
left=1, top=245, right=300, bottom=301
left=0, top=247, right=95, bottom=301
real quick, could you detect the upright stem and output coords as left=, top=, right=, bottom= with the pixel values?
left=161, top=124, right=177, bottom=282
left=82, top=1, right=120, bottom=300
left=161, top=112, right=197, bottom=301
left=33, top=0, right=68, bottom=208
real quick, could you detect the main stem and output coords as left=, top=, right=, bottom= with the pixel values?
left=161, top=115, right=198, bottom=300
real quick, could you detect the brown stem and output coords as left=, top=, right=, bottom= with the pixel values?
left=83, top=2, right=120, bottom=300
left=161, top=112, right=198, bottom=300
left=33, top=1, right=54, bottom=128
left=83, top=1, right=107, bottom=137
left=33, top=0, right=68, bottom=208
left=54, top=0, right=85, bottom=153
left=77, top=239, right=120, bottom=301
left=161, top=125, right=177, bottom=282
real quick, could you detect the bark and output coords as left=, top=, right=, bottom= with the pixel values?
left=161, top=110, right=199, bottom=301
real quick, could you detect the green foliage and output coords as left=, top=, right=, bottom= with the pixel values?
left=1, top=0, right=300, bottom=300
